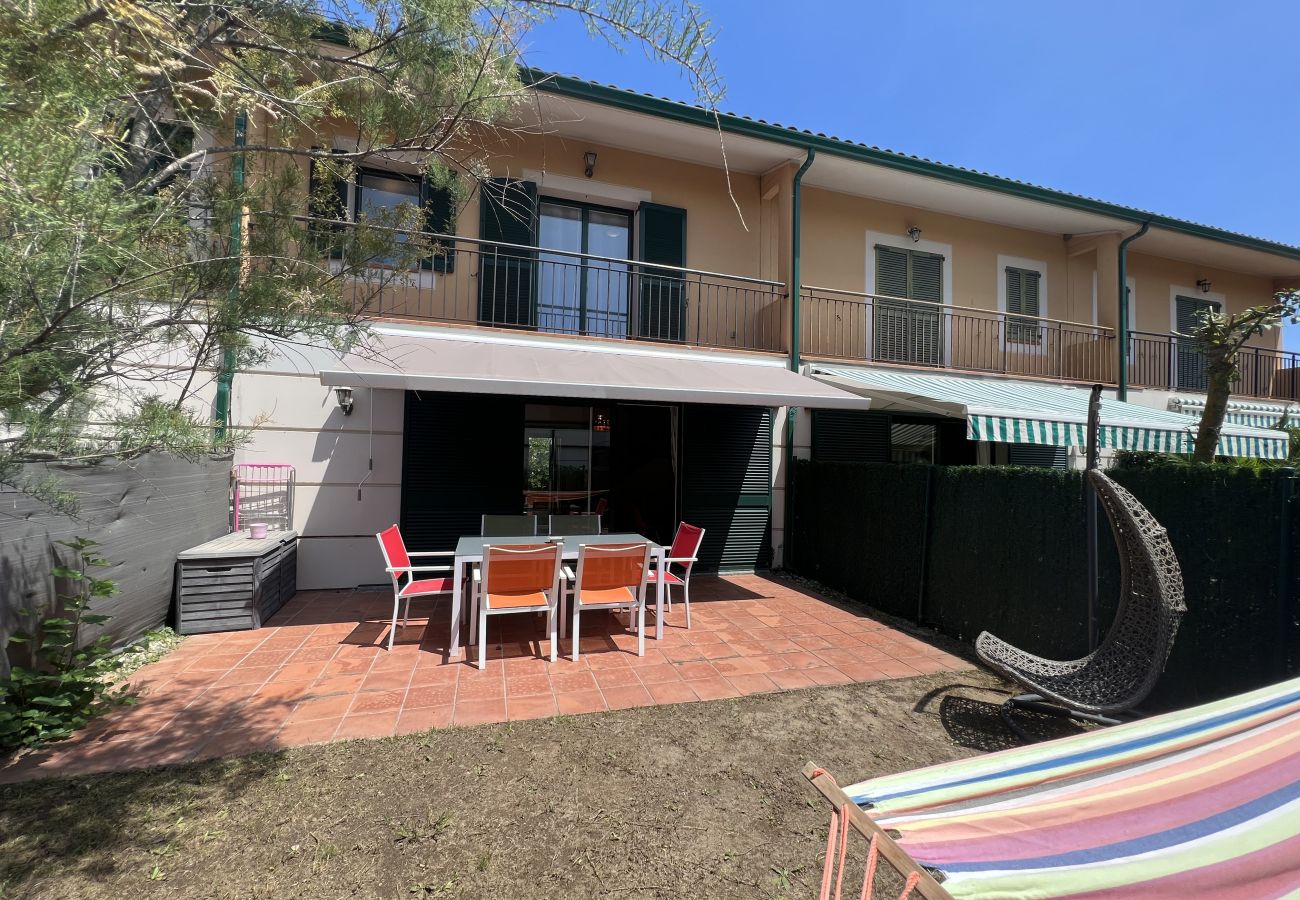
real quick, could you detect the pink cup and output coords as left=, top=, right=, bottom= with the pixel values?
left=248, top=523, right=269, bottom=540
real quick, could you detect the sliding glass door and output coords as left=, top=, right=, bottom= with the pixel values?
left=537, top=200, right=632, bottom=338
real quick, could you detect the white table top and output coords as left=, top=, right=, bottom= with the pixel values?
left=453, top=533, right=661, bottom=559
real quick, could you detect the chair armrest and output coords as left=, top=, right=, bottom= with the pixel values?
left=664, top=557, right=698, bottom=564
left=408, top=550, right=455, bottom=557
left=386, top=565, right=453, bottom=574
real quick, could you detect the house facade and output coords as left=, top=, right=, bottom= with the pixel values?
left=220, top=70, right=1300, bottom=589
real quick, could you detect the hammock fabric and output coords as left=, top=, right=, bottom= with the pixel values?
left=807, top=675, right=1300, bottom=899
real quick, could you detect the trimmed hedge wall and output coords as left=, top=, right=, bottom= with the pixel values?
left=791, top=459, right=1299, bottom=710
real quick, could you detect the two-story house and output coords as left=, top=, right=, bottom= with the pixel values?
left=221, top=70, right=1300, bottom=589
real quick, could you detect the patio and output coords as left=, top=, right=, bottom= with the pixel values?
left=1, top=575, right=970, bottom=783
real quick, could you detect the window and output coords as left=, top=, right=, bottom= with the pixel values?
left=308, top=158, right=455, bottom=271
left=1005, top=266, right=1043, bottom=345
left=890, top=422, right=937, bottom=464
left=1174, top=294, right=1221, bottom=390
left=536, top=200, right=633, bottom=337
left=873, top=244, right=944, bottom=365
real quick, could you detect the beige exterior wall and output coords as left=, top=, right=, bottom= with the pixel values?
left=1127, top=251, right=1279, bottom=346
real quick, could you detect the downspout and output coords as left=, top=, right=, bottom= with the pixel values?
left=213, top=109, right=247, bottom=445
left=783, top=148, right=815, bottom=569
left=1116, top=220, right=1150, bottom=402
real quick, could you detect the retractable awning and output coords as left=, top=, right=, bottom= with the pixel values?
left=319, top=328, right=872, bottom=409
left=810, top=366, right=1288, bottom=460
left=1168, top=396, right=1296, bottom=430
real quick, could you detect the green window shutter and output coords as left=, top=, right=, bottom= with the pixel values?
left=811, top=410, right=891, bottom=463
left=908, top=252, right=943, bottom=303
left=1175, top=295, right=1219, bottom=390
left=307, top=149, right=349, bottom=258
left=478, top=178, right=538, bottom=327
left=420, top=177, right=456, bottom=273
left=637, top=202, right=687, bottom=341
left=681, top=405, right=772, bottom=572
left=1007, top=443, right=1067, bottom=469
left=1005, top=267, right=1041, bottom=344
left=874, top=245, right=909, bottom=297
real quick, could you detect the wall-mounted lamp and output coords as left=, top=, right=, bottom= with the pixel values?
left=1197, top=278, right=1213, bottom=294
left=906, top=225, right=923, bottom=243
left=583, top=151, right=598, bottom=178
left=334, top=387, right=354, bottom=416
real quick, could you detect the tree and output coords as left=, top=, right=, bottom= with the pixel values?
left=0, top=0, right=721, bottom=495
left=1186, top=291, right=1300, bottom=463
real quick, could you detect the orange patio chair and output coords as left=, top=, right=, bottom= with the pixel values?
left=570, top=542, right=652, bottom=661
left=475, top=543, right=563, bottom=670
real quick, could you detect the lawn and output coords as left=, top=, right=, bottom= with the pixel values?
left=0, top=670, right=1010, bottom=899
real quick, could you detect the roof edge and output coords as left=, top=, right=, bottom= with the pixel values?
left=522, top=68, right=1300, bottom=265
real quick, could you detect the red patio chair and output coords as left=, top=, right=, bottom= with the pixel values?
left=476, top=543, right=563, bottom=670
left=645, top=522, right=705, bottom=628
left=375, top=525, right=457, bottom=650
left=570, top=542, right=652, bottom=661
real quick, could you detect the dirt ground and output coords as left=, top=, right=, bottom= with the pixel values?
left=0, top=670, right=1021, bottom=900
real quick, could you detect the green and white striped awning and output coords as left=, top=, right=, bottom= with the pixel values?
left=1168, top=396, right=1297, bottom=430
left=810, top=366, right=1288, bottom=460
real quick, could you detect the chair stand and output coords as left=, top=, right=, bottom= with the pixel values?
left=999, top=693, right=1124, bottom=742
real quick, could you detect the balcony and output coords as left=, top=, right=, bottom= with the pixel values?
left=1128, top=331, right=1300, bottom=401
left=800, top=286, right=1115, bottom=384
left=324, top=221, right=786, bottom=354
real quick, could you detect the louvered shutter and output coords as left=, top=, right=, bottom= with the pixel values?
left=420, top=178, right=456, bottom=273
left=874, top=245, right=911, bottom=362
left=682, top=405, right=772, bottom=572
left=307, top=149, right=349, bottom=258
left=399, top=392, right=524, bottom=550
left=1175, top=295, right=1217, bottom=390
left=811, top=410, right=891, bottom=463
left=1005, top=267, right=1041, bottom=344
left=1007, top=443, right=1067, bottom=469
left=478, top=178, right=538, bottom=326
left=637, top=202, right=687, bottom=341
left=908, top=251, right=943, bottom=365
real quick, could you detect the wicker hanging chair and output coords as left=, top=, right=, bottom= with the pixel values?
left=975, top=469, right=1187, bottom=729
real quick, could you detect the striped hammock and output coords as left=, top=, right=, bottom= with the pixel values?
left=809, top=675, right=1300, bottom=899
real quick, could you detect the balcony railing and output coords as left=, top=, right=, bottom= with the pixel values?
left=310, top=218, right=786, bottom=353
left=1129, top=331, right=1300, bottom=401
left=800, top=286, right=1115, bottom=383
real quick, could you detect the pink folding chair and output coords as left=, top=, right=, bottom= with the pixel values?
left=375, top=525, right=456, bottom=650
left=645, top=522, right=705, bottom=629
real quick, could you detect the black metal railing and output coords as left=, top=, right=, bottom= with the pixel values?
left=306, top=217, right=785, bottom=353
left=1129, top=330, right=1300, bottom=400
left=800, top=286, right=1115, bottom=383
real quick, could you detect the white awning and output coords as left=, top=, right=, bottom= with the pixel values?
left=319, top=328, right=872, bottom=409
left=1168, top=396, right=1296, bottom=430
left=810, top=365, right=1288, bottom=460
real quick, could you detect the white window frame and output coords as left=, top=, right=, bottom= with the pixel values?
left=996, top=254, right=1048, bottom=354
left=864, top=230, right=954, bottom=364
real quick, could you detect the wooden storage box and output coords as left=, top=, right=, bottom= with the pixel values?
left=174, top=531, right=299, bottom=635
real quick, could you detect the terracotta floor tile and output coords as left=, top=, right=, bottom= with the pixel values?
left=267, top=661, right=329, bottom=684
left=508, top=694, right=559, bottom=721
left=396, top=704, right=453, bottom=735
left=349, top=689, right=406, bottom=715
left=456, top=675, right=505, bottom=701
left=689, top=676, right=740, bottom=701
left=711, top=656, right=765, bottom=677
left=778, top=651, right=823, bottom=670
left=726, top=673, right=777, bottom=696
left=592, top=668, right=640, bottom=690
left=873, top=659, right=925, bottom=678
left=336, top=711, right=399, bottom=739
left=663, top=645, right=705, bottom=663
left=672, top=661, right=720, bottom=681
left=243, top=650, right=293, bottom=668
left=290, top=693, right=355, bottom=722
left=601, top=684, right=654, bottom=710
left=555, top=690, right=607, bottom=716
left=274, top=717, right=342, bottom=747
left=646, top=681, right=698, bottom=704
left=697, top=643, right=736, bottom=660
left=453, top=698, right=507, bottom=726
left=583, top=652, right=632, bottom=670
left=633, top=663, right=682, bottom=685
left=309, top=674, right=366, bottom=698
left=767, top=668, right=817, bottom=690
left=805, top=666, right=854, bottom=686
left=361, top=670, right=414, bottom=692
left=626, top=649, right=668, bottom=667
left=550, top=671, right=598, bottom=693
left=506, top=674, right=553, bottom=697
left=405, top=685, right=457, bottom=708
left=409, top=666, right=460, bottom=686
left=186, top=653, right=249, bottom=672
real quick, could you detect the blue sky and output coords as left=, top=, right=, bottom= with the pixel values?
left=522, top=0, right=1300, bottom=348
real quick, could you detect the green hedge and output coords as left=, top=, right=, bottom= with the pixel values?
left=790, top=458, right=1299, bottom=710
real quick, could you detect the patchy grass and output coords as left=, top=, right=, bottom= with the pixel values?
left=0, top=671, right=1013, bottom=899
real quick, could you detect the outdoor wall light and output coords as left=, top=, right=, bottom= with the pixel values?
left=1197, top=278, right=1213, bottom=293
left=907, top=225, right=923, bottom=243
left=584, top=151, right=598, bottom=178
left=334, top=387, right=354, bottom=416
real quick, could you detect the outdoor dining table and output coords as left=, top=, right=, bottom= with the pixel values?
left=448, top=532, right=667, bottom=657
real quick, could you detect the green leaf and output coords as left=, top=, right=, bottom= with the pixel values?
left=31, top=696, right=74, bottom=707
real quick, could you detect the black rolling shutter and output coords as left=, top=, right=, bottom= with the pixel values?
left=307, top=149, right=349, bottom=257
left=811, top=410, right=891, bottom=463
left=1007, top=443, right=1067, bottom=469
left=637, top=202, right=687, bottom=341
left=478, top=178, right=538, bottom=327
left=420, top=178, right=456, bottom=273
left=399, top=392, right=525, bottom=550
left=681, top=405, right=772, bottom=572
